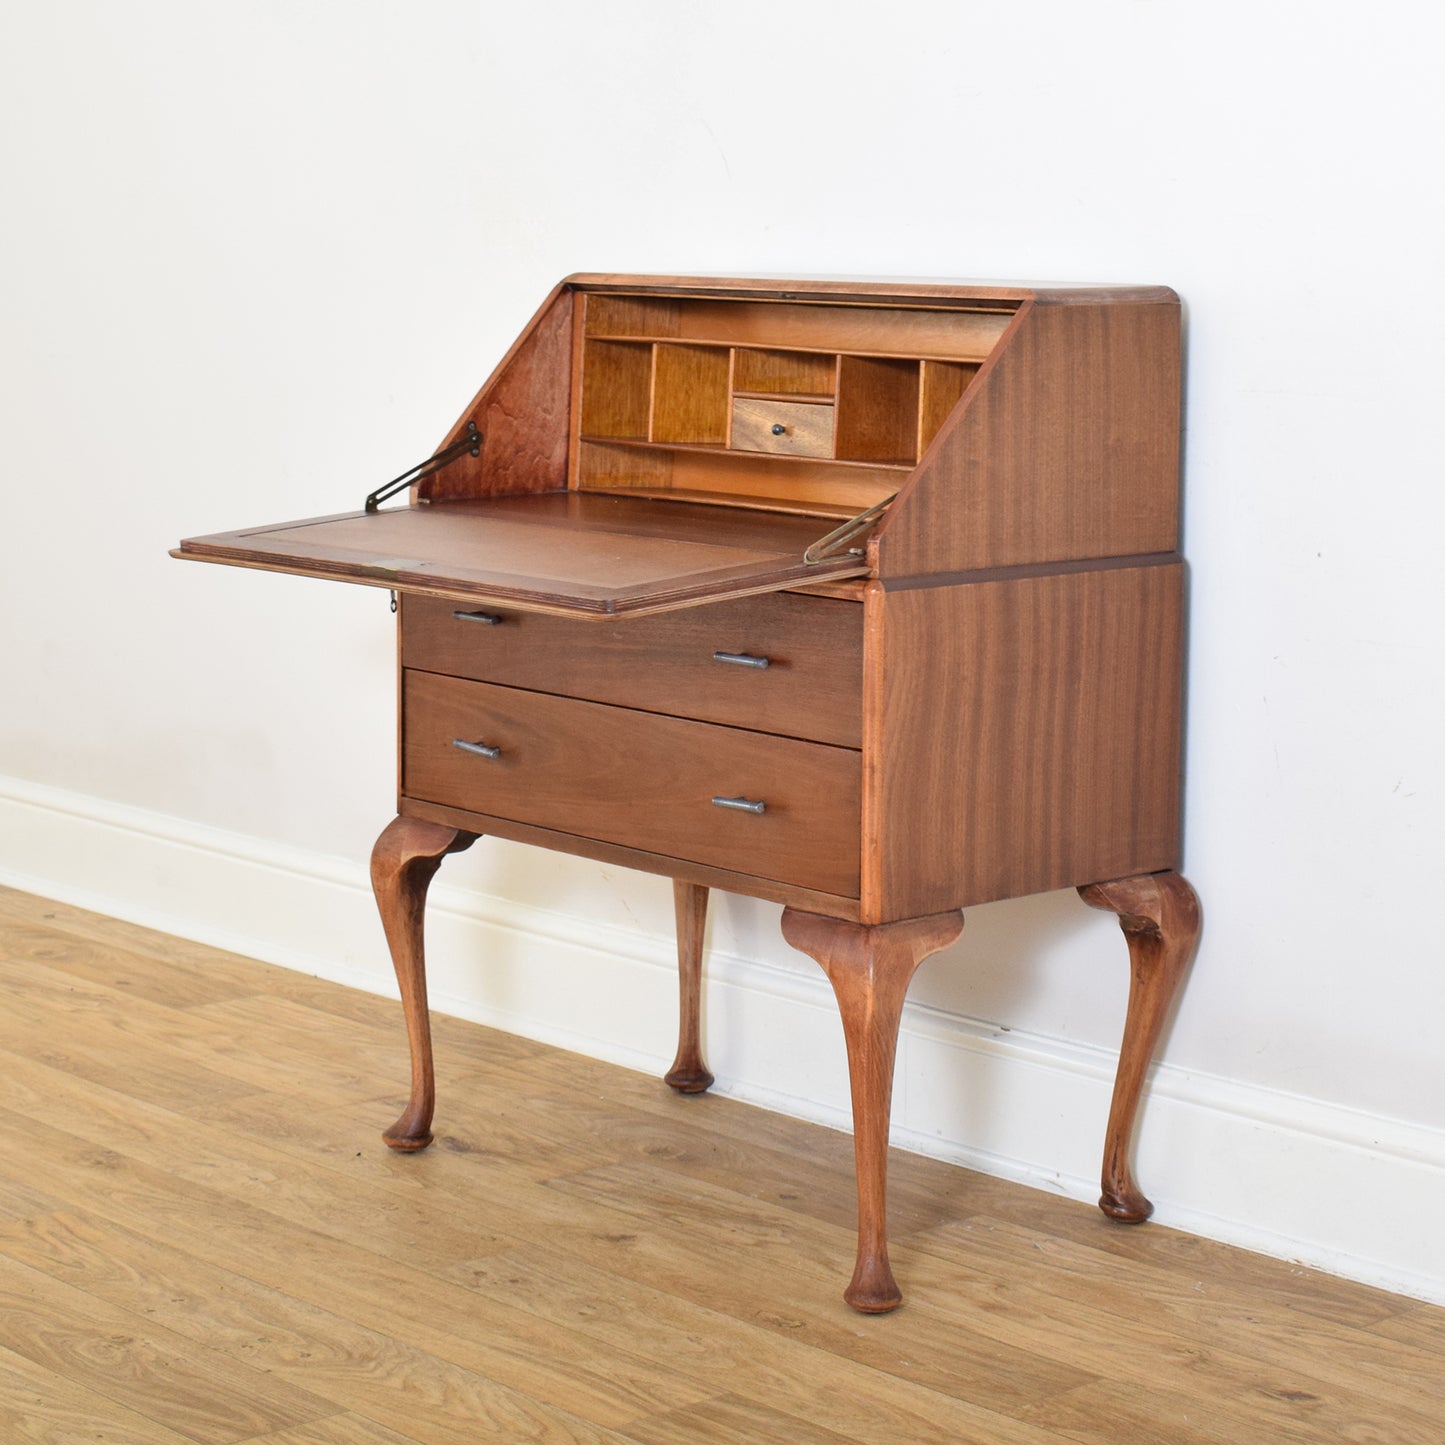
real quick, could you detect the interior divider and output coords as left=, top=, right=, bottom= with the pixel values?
left=575, top=292, right=1005, bottom=514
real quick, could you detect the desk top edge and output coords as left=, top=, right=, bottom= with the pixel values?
left=561, top=273, right=1179, bottom=307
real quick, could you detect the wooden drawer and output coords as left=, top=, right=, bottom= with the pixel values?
left=402, top=671, right=861, bottom=896
left=401, top=590, right=862, bottom=747
left=731, top=398, right=836, bottom=458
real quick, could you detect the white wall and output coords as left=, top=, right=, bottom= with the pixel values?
left=3, top=2, right=1442, bottom=1301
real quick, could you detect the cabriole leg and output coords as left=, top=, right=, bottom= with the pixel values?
left=781, top=907, right=965, bottom=1313
left=664, top=880, right=714, bottom=1093
left=370, top=814, right=478, bottom=1151
left=1078, top=870, right=1202, bottom=1222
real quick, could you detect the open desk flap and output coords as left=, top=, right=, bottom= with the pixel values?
left=173, top=492, right=872, bottom=619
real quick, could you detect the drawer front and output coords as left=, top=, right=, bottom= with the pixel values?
left=403, top=671, right=861, bottom=896
left=731, top=398, right=836, bottom=458
left=402, top=590, right=861, bottom=747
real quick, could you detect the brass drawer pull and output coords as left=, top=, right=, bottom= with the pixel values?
left=712, top=795, right=766, bottom=815
left=452, top=609, right=505, bottom=626
left=453, top=738, right=501, bottom=759
left=712, top=650, right=771, bottom=669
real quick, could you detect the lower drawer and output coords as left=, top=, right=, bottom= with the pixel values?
left=403, top=671, right=860, bottom=896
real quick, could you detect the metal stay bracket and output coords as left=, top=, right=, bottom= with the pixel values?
left=802, top=492, right=897, bottom=566
left=365, top=421, right=482, bottom=513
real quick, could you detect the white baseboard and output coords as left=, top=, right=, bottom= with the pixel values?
left=2, top=773, right=1442, bottom=1307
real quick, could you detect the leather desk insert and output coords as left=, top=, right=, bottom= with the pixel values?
left=174, top=274, right=1200, bottom=1315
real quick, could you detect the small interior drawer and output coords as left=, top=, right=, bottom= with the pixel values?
left=402, top=590, right=862, bottom=747
left=731, top=398, right=836, bottom=458
left=402, top=672, right=861, bottom=895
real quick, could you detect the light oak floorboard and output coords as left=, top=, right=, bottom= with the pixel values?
left=242, top=1421, right=425, bottom=1445
left=0, top=1341, right=209, bottom=1445
left=1, top=884, right=1441, bottom=1444
left=0, top=1251, right=336, bottom=1441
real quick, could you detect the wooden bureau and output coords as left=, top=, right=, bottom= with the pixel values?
left=175, top=274, right=1201, bottom=1313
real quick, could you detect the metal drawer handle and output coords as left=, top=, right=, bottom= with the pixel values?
left=712, top=650, right=771, bottom=669
left=712, top=795, right=766, bottom=815
left=453, top=738, right=501, bottom=759
left=452, top=609, right=504, bottom=626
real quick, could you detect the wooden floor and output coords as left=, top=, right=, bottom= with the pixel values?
left=0, top=886, right=1441, bottom=1443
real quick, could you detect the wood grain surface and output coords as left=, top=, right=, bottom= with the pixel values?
left=781, top=908, right=965, bottom=1313
left=873, top=298, right=1182, bottom=575
left=401, top=584, right=864, bottom=747
left=402, top=672, right=861, bottom=894
left=650, top=344, right=731, bottom=445
left=1079, top=872, right=1203, bottom=1222
left=369, top=816, right=478, bottom=1152
left=580, top=340, right=653, bottom=440
left=586, top=295, right=1013, bottom=359
left=861, top=560, right=1184, bottom=919
left=731, top=346, right=837, bottom=396
left=399, top=797, right=864, bottom=920
left=663, top=880, right=714, bottom=1094
left=730, top=397, right=836, bottom=458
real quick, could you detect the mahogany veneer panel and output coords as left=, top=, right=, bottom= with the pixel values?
left=872, top=300, right=1181, bottom=575
left=861, top=559, right=1184, bottom=919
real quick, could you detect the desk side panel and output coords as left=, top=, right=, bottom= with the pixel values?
left=872, top=299, right=1182, bottom=575
left=861, top=562, right=1184, bottom=920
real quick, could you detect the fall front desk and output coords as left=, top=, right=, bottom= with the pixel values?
left=175, top=274, right=1199, bottom=1313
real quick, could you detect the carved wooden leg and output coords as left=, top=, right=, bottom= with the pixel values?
left=370, top=814, right=478, bottom=1152
left=664, top=880, right=714, bottom=1093
left=1078, top=871, right=1201, bottom=1222
left=781, top=907, right=964, bottom=1313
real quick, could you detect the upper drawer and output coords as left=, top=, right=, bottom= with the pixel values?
left=401, top=589, right=862, bottom=747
